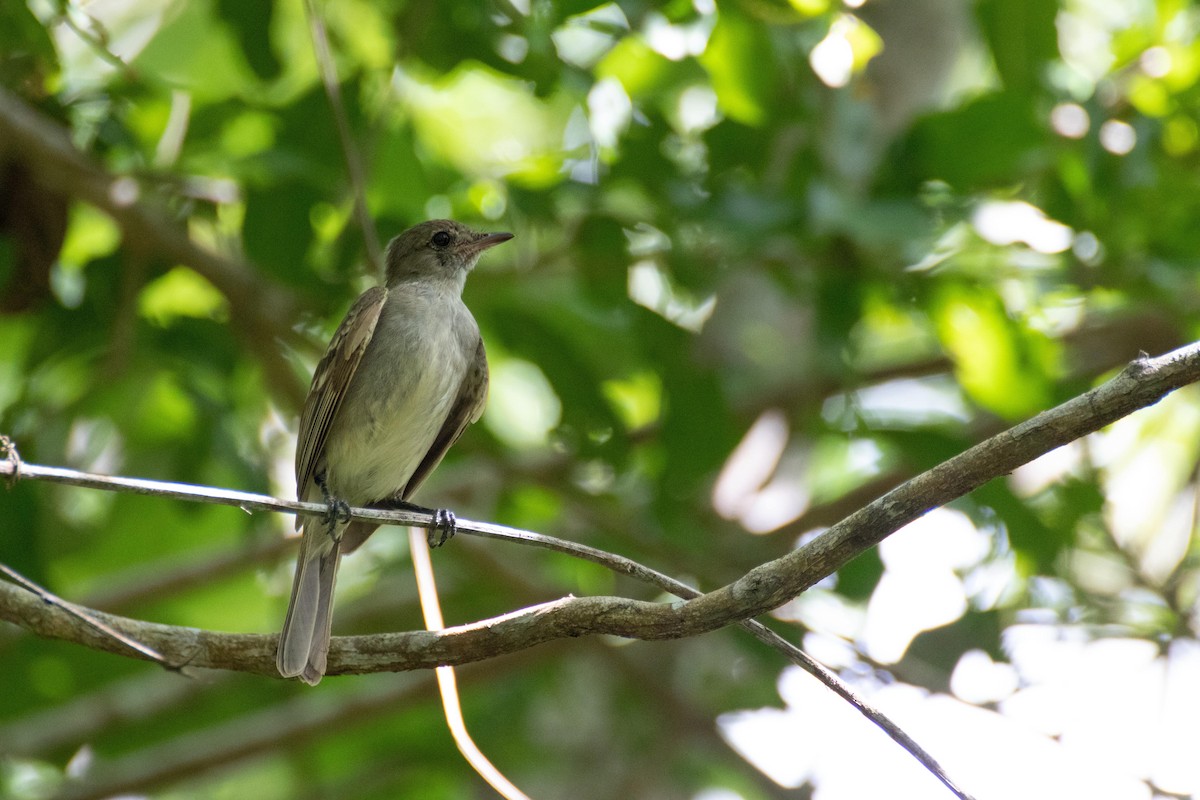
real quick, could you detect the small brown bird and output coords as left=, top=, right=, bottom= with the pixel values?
left=277, top=220, right=512, bottom=685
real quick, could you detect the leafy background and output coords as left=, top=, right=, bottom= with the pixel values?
left=3, top=0, right=1200, bottom=798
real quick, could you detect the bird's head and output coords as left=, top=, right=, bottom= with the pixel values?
left=384, top=220, right=513, bottom=286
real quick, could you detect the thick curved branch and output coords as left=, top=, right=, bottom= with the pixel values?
left=0, top=86, right=306, bottom=408
left=4, top=344, right=1200, bottom=668
left=7, top=343, right=1196, bottom=800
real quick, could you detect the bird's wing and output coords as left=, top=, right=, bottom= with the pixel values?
left=294, top=286, right=388, bottom=521
left=400, top=336, right=489, bottom=500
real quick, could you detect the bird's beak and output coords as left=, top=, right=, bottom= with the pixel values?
left=461, top=231, right=514, bottom=256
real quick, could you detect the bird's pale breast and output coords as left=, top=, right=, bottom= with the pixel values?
left=320, top=285, right=478, bottom=504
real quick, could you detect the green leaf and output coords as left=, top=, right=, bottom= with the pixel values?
left=933, top=285, right=1054, bottom=419
left=889, top=91, right=1048, bottom=189
left=397, top=62, right=574, bottom=188
left=139, top=267, right=229, bottom=325
left=214, top=0, right=280, bottom=80
left=976, top=0, right=1060, bottom=96
left=131, top=0, right=257, bottom=101
left=698, top=8, right=775, bottom=126
left=0, top=0, right=59, bottom=88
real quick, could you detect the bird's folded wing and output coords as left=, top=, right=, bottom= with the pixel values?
left=293, top=285, right=388, bottom=524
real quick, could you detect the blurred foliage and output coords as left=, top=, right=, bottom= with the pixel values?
left=3, top=0, right=1200, bottom=798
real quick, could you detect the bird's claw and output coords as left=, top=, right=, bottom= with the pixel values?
left=427, top=508, right=457, bottom=548
left=323, top=497, right=351, bottom=528
left=316, top=472, right=352, bottom=528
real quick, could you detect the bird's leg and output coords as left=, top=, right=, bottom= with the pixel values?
left=373, top=498, right=458, bottom=548
left=315, top=470, right=351, bottom=530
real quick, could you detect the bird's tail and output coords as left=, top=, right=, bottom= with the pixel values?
left=277, top=523, right=342, bottom=685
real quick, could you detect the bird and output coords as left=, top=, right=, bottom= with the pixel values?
left=277, top=219, right=512, bottom=685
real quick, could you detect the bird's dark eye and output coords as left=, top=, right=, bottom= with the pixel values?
left=431, top=230, right=453, bottom=248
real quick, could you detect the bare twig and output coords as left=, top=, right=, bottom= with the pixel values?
left=0, top=457, right=437, bottom=527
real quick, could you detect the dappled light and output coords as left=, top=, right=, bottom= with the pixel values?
left=4, top=0, right=1200, bottom=798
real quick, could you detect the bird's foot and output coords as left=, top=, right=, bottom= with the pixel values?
left=324, top=498, right=352, bottom=528
left=428, top=508, right=457, bottom=548
left=372, top=498, right=457, bottom=547
left=316, top=470, right=352, bottom=528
